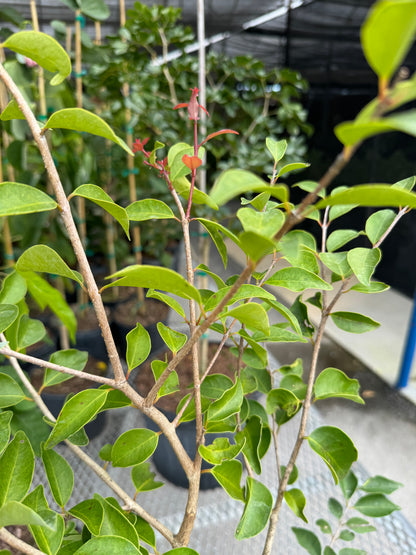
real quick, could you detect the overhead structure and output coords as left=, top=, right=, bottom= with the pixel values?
left=3, top=0, right=412, bottom=92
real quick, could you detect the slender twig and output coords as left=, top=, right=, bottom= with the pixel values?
left=0, top=347, right=116, bottom=386
left=0, top=62, right=125, bottom=386
left=0, top=528, right=43, bottom=555
left=373, top=206, right=409, bottom=248
left=262, top=280, right=347, bottom=555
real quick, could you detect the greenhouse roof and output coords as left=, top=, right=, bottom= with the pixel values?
left=2, top=0, right=415, bottom=91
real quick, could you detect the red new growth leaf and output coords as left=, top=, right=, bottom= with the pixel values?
left=132, top=138, right=149, bottom=154
left=182, top=154, right=202, bottom=171
left=200, top=129, right=239, bottom=146
left=174, top=87, right=209, bottom=121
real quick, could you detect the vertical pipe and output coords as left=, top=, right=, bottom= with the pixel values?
left=396, top=291, right=416, bottom=388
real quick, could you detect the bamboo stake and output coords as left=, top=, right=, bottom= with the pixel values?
left=74, top=10, right=89, bottom=309
left=0, top=47, right=15, bottom=267
left=120, top=0, right=145, bottom=307
left=95, top=21, right=119, bottom=296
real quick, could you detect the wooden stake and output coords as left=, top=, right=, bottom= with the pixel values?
left=0, top=48, right=15, bottom=267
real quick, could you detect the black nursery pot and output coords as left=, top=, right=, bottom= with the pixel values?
left=144, top=410, right=226, bottom=490
left=71, top=328, right=109, bottom=363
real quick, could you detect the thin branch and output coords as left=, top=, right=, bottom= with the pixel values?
left=0, top=347, right=116, bottom=387
left=0, top=62, right=126, bottom=386
left=0, top=528, right=43, bottom=555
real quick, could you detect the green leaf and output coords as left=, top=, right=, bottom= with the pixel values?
left=133, top=515, right=156, bottom=549
left=131, top=463, right=163, bottom=493
left=201, top=374, right=234, bottom=399
left=316, top=518, right=332, bottom=534
left=44, top=349, right=88, bottom=388
left=0, top=373, right=25, bottom=407
left=16, top=314, right=45, bottom=350
left=151, top=359, right=179, bottom=399
left=199, top=436, right=244, bottom=465
left=236, top=416, right=262, bottom=474
left=44, top=109, right=132, bottom=155
left=291, top=528, right=321, bottom=555
left=0, top=305, right=18, bottom=334
left=147, top=289, right=185, bottom=319
left=111, top=429, right=158, bottom=467
left=69, top=499, right=103, bottom=536
left=70, top=184, right=130, bottom=238
left=206, top=284, right=276, bottom=311
left=347, top=248, right=381, bottom=286
left=340, top=530, right=355, bottom=541
left=354, top=494, right=400, bottom=517
left=94, top=495, right=139, bottom=548
left=163, top=549, right=199, bottom=555
left=314, top=368, right=364, bottom=404
left=238, top=231, right=277, bottom=262
left=361, top=0, right=416, bottom=81
left=45, top=389, right=109, bottom=449
left=29, top=508, right=65, bottom=554
left=210, top=169, right=288, bottom=206
left=0, top=412, right=12, bottom=454
left=320, top=252, right=352, bottom=280
left=263, top=299, right=302, bottom=335
left=206, top=378, right=243, bottom=422
left=328, top=497, right=343, bottom=518
left=266, top=267, right=332, bottom=292
left=277, top=162, right=310, bottom=179
left=73, top=536, right=140, bottom=554
left=0, top=182, right=57, bottom=216
left=16, top=245, right=83, bottom=285
left=316, top=184, right=416, bottom=210
left=307, top=426, right=358, bottom=484
left=80, top=0, right=110, bottom=21
left=266, top=137, right=287, bottom=163
left=327, top=229, right=360, bottom=252
left=126, top=324, right=151, bottom=372
left=211, top=460, right=244, bottom=501
left=365, top=209, right=396, bottom=245
left=331, top=311, right=380, bottom=334
left=225, top=302, right=270, bottom=335
left=168, top=143, right=206, bottom=182
left=0, top=501, right=48, bottom=528
left=350, top=281, right=389, bottom=294
left=41, top=444, right=74, bottom=508
left=0, top=431, right=34, bottom=506
left=0, top=272, right=26, bottom=305
left=339, top=550, right=366, bottom=555
left=253, top=324, right=307, bottom=344
left=284, top=489, right=308, bottom=522
left=2, top=31, right=71, bottom=85
left=103, top=265, right=201, bottom=304
left=266, top=388, right=301, bottom=425
left=157, top=323, right=187, bottom=354
left=340, top=471, right=358, bottom=500
left=346, top=517, right=376, bottom=534
left=126, top=199, right=175, bottom=222
left=360, top=475, right=403, bottom=494
left=235, top=478, right=273, bottom=539
left=237, top=207, right=284, bottom=239
left=23, top=272, right=77, bottom=341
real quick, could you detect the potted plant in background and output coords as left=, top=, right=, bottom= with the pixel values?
left=0, top=1, right=415, bottom=553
